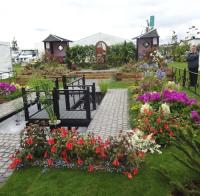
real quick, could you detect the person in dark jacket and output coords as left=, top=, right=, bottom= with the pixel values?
left=187, top=45, right=199, bottom=86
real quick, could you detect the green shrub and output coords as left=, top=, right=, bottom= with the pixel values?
left=99, top=80, right=109, bottom=94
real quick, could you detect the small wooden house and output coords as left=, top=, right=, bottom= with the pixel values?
left=43, top=34, right=72, bottom=63
left=133, top=29, right=159, bottom=60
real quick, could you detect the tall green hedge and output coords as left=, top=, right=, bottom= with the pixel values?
left=66, top=42, right=136, bottom=67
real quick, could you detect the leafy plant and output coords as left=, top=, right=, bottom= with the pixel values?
left=153, top=127, right=200, bottom=195
left=99, top=80, right=109, bottom=94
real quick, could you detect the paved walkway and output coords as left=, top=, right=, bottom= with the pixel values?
left=0, top=133, right=20, bottom=184
left=87, top=89, right=129, bottom=139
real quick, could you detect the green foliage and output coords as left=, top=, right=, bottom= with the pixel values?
left=107, top=42, right=136, bottom=65
left=65, top=42, right=136, bottom=67
left=99, top=80, right=109, bottom=94
left=27, top=76, right=54, bottom=90
left=154, top=128, right=200, bottom=195
left=66, top=45, right=96, bottom=65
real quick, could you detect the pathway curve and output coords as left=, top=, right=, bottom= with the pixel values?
left=87, top=89, right=129, bottom=139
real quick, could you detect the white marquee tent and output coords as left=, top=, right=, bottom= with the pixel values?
left=0, top=41, right=12, bottom=79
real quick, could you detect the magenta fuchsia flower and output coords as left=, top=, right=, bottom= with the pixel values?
left=162, top=90, right=197, bottom=105
left=137, top=90, right=197, bottom=106
left=191, top=111, right=200, bottom=119
left=0, top=82, right=16, bottom=95
left=191, top=110, right=200, bottom=124
left=137, top=92, right=161, bottom=103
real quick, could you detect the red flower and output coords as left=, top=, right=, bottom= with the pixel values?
left=26, top=154, right=33, bottom=160
left=90, top=138, right=96, bottom=145
left=164, top=123, right=169, bottom=130
left=95, top=146, right=101, bottom=154
left=169, top=131, right=174, bottom=137
left=77, top=138, right=84, bottom=145
left=156, top=117, right=161, bottom=124
left=60, top=129, right=68, bottom=138
left=9, top=158, right=22, bottom=169
left=47, top=159, right=54, bottom=166
left=160, top=128, right=163, bottom=133
left=51, top=146, right=57, bottom=153
left=25, top=137, right=33, bottom=145
left=127, top=172, right=133, bottom=179
left=133, top=168, right=139, bottom=175
left=144, top=117, right=149, bottom=124
left=66, top=142, right=73, bottom=150
left=138, top=151, right=145, bottom=158
left=112, top=159, right=120, bottom=167
left=48, top=138, right=55, bottom=145
left=88, top=164, right=94, bottom=172
left=44, top=151, right=49, bottom=158
left=77, top=158, right=83, bottom=166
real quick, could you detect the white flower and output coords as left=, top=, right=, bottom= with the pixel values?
left=140, top=103, right=152, bottom=114
left=160, top=103, right=170, bottom=115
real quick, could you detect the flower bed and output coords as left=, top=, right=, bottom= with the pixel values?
left=9, top=124, right=161, bottom=179
left=0, top=82, right=22, bottom=103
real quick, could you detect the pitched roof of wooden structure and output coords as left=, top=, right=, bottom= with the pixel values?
left=43, top=34, right=72, bottom=42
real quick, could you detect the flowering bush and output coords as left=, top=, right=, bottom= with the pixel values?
left=137, top=109, right=179, bottom=146
left=190, top=110, right=200, bottom=124
left=160, top=103, right=170, bottom=115
left=0, top=82, right=16, bottom=95
left=150, top=50, right=164, bottom=65
left=9, top=124, right=161, bottom=179
left=164, top=81, right=180, bottom=91
left=140, top=103, right=153, bottom=114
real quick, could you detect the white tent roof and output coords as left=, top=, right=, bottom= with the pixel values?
left=70, top=32, right=131, bottom=47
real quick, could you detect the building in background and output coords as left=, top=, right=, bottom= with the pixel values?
left=133, top=29, right=159, bottom=60
left=43, top=34, right=72, bottom=63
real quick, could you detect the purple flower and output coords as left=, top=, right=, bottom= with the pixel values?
left=137, top=92, right=161, bottom=103
left=191, top=111, right=200, bottom=119
left=195, top=120, right=200, bottom=124
left=0, top=82, right=16, bottom=95
left=162, top=90, right=197, bottom=105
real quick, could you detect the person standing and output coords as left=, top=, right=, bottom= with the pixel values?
left=187, top=45, right=199, bottom=87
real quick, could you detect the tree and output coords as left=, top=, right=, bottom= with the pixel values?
left=11, top=37, right=19, bottom=51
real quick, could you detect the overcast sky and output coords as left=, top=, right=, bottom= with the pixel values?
left=1, top=0, right=200, bottom=49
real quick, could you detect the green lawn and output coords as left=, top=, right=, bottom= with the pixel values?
left=108, top=80, right=133, bottom=89
left=0, top=145, right=198, bottom=196
left=168, top=61, right=187, bottom=69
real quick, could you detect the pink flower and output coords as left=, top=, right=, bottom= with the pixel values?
left=44, top=151, right=49, bottom=158
left=88, top=164, right=94, bottom=172
left=51, top=146, right=57, bottom=153
left=127, top=172, right=133, bottom=179
left=66, top=142, right=73, bottom=150
left=77, top=138, right=84, bottom=145
left=112, top=159, right=120, bottom=167
left=26, top=154, right=33, bottom=160
left=25, top=137, right=33, bottom=145
left=133, top=168, right=139, bottom=175
left=95, top=146, right=101, bottom=154
left=48, top=138, right=55, bottom=145
left=77, top=158, right=83, bottom=166
left=47, top=159, right=54, bottom=166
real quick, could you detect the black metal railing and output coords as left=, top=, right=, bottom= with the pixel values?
left=172, top=67, right=200, bottom=96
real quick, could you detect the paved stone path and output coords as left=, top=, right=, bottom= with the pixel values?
left=0, top=133, right=20, bottom=184
left=87, top=89, right=129, bottom=139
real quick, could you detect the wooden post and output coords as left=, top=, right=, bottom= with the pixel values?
left=92, top=82, right=96, bottom=110
left=62, top=75, right=66, bottom=89
left=36, top=91, right=41, bottom=110
left=182, top=68, right=186, bottom=87
left=55, top=78, right=59, bottom=89
left=22, top=88, right=29, bottom=121
left=82, top=74, right=85, bottom=86
left=52, top=88, right=60, bottom=119
left=85, top=87, right=91, bottom=120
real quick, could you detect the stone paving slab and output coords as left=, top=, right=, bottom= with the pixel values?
left=87, top=89, right=129, bottom=139
left=0, top=133, right=20, bottom=185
